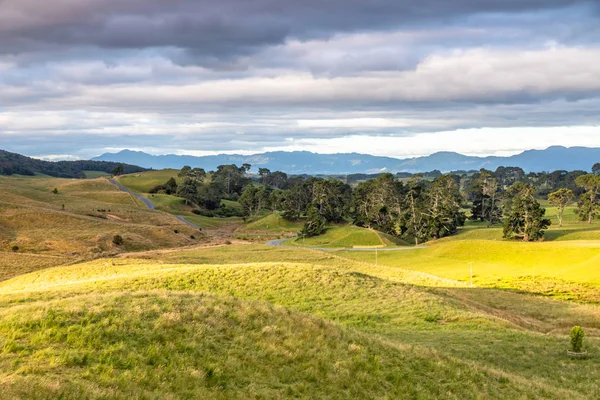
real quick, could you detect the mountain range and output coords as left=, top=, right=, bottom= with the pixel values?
left=92, top=146, right=600, bottom=175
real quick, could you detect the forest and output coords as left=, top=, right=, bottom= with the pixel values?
left=152, top=163, right=600, bottom=244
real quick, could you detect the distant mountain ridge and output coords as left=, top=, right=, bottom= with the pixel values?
left=92, top=146, right=600, bottom=174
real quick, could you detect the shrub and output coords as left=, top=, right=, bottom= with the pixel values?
left=225, top=240, right=232, bottom=245
left=112, top=235, right=124, bottom=246
left=11, top=245, right=19, bottom=252
left=52, top=188, right=59, bottom=194
left=174, top=229, right=179, bottom=234
left=570, top=326, right=585, bottom=353
left=190, top=235, right=196, bottom=239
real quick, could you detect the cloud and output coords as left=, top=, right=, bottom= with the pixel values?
left=1, top=0, right=600, bottom=159
left=1, top=0, right=597, bottom=64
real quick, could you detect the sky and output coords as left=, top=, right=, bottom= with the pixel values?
left=1, top=0, right=600, bottom=160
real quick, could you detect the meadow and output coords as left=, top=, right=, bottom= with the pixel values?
left=1, top=173, right=600, bottom=398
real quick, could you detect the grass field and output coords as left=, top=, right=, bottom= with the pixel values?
left=237, top=213, right=305, bottom=233
left=291, top=225, right=386, bottom=248
left=82, top=170, right=110, bottom=178
left=117, top=170, right=181, bottom=193
left=0, top=243, right=598, bottom=398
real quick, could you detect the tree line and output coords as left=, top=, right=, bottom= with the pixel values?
left=152, top=163, right=600, bottom=244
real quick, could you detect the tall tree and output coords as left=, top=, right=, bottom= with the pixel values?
left=575, top=174, right=600, bottom=224
left=239, top=185, right=270, bottom=218
left=258, top=168, right=271, bottom=184
left=547, top=188, right=574, bottom=227
left=112, top=164, right=124, bottom=176
left=300, top=205, right=326, bottom=238
left=423, top=175, right=466, bottom=239
left=502, top=183, right=550, bottom=241
left=212, top=164, right=251, bottom=197
left=176, top=178, right=198, bottom=206
left=402, top=178, right=427, bottom=245
left=593, top=163, right=600, bottom=175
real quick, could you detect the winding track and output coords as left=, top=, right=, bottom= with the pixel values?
left=108, top=178, right=155, bottom=210
left=108, top=178, right=201, bottom=229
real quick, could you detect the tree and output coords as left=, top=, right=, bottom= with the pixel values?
left=312, top=179, right=352, bottom=222
left=52, top=188, right=59, bottom=195
left=239, top=185, right=270, bottom=218
left=502, top=183, right=551, bottom=241
left=165, top=177, right=178, bottom=195
left=258, top=168, right=271, bottom=184
left=575, top=174, right=600, bottom=224
left=593, top=163, right=600, bottom=175
left=422, top=175, right=466, bottom=240
left=402, top=178, right=428, bottom=245
left=176, top=178, right=198, bottom=206
left=179, top=166, right=206, bottom=181
left=112, top=164, right=124, bottom=176
left=570, top=326, right=585, bottom=353
left=211, top=164, right=252, bottom=197
left=469, top=170, right=501, bottom=224
left=577, top=192, right=598, bottom=224
left=351, top=174, right=403, bottom=234
left=178, top=166, right=192, bottom=178
left=548, top=188, right=574, bottom=227
left=300, top=205, right=326, bottom=238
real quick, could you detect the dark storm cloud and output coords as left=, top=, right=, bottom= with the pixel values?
left=1, top=0, right=597, bottom=65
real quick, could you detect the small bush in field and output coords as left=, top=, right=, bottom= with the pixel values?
left=112, top=235, right=124, bottom=246
left=11, top=245, right=19, bottom=252
left=570, top=326, right=585, bottom=353
left=190, top=235, right=196, bottom=239
left=225, top=240, right=232, bottom=245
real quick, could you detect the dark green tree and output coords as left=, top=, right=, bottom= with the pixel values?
left=211, top=164, right=252, bottom=197
left=502, top=183, right=550, bottom=241
left=176, top=178, right=199, bottom=206
left=422, top=175, right=466, bottom=240
left=239, top=185, right=270, bottom=218
left=112, top=164, right=124, bottom=176
left=300, top=205, right=326, bottom=238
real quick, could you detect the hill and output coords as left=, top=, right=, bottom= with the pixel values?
left=92, top=146, right=600, bottom=174
left=0, top=244, right=597, bottom=398
left=0, top=150, right=146, bottom=178
left=0, top=175, right=206, bottom=279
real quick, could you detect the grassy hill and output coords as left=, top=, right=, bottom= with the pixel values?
left=237, top=213, right=305, bottom=233
left=117, top=169, right=181, bottom=193
left=0, top=175, right=205, bottom=278
left=0, top=243, right=598, bottom=398
left=290, top=225, right=386, bottom=248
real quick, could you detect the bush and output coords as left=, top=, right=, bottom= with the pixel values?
left=174, top=229, right=179, bottom=234
left=112, top=235, right=124, bottom=246
left=190, top=235, right=196, bottom=239
left=11, top=245, right=19, bottom=252
left=225, top=240, right=232, bottom=245
left=570, top=326, right=585, bottom=353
